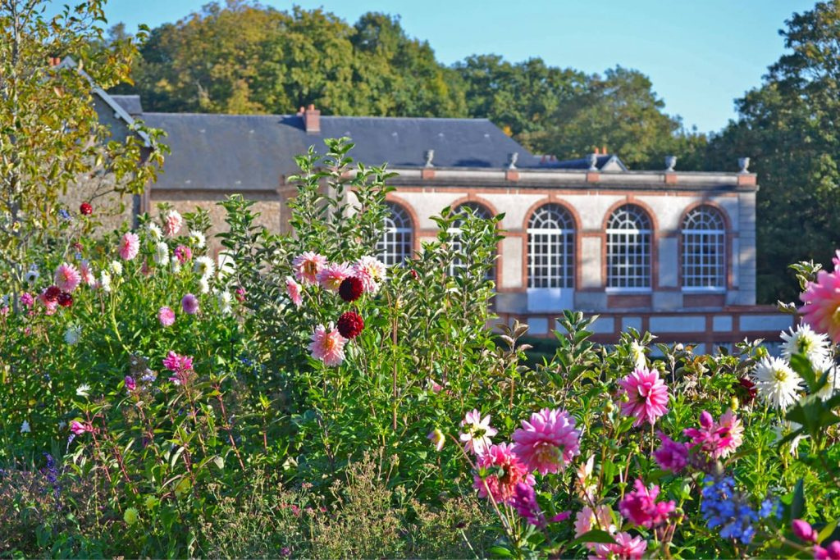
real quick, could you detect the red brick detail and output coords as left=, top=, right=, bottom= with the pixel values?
left=505, top=170, right=520, bottom=182
left=737, top=174, right=757, bottom=186
left=683, top=294, right=726, bottom=308
left=664, top=173, right=678, bottom=185
left=421, top=168, right=436, bottom=180
left=607, top=294, right=652, bottom=309
left=586, top=172, right=600, bottom=183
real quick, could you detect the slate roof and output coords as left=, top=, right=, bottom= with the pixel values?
left=110, top=95, right=143, bottom=117
left=137, top=112, right=537, bottom=191
left=525, top=154, right=627, bottom=171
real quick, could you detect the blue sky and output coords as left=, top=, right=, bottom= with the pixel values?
left=95, top=0, right=815, bottom=133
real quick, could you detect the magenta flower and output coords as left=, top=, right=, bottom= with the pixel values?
left=285, top=276, right=303, bottom=307
left=19, top=292, right=34, bottom=307
left=316, top=262, right=352, bottom=292
left=792, top=519, right=817, bottom=543
left=54, top=263, right=81, bottom=293
left=119, top=232, right=140, bottom=261
left=653, top=432, right=689, bottom=473
left=125, top=376, right=136, bottom=392
left=37, top=290, right=58, bottom=315
left=70, top=421, right=90, bottom=436
left=591, top=532, right=648, bottom=560
left=473, top=443, right=535, bottom=505
left=800, top=269, right=840, bottom=343
left=459, top=409, right=498, bottom=455
left=158, top=306, right=176, bottom=327
left=292, top=252, right=328, bottom=285
left=181, top=293, right=199, bottom=315
left=617, top=367, right=670, bottom=426
left=511, top=482, right=546, bottom=528
left=308, top=323, right=347, bottom=366
left=174, top=244, right=192, bottom=264
left=814, top=541, right=840, bottom=560
left=618, top=479, right=675, bottom=529
left=684, top=409, right=743, bottom=460
left=512, top=408, right=581, bottom=475
left=163, top=351, right=193, bottom=373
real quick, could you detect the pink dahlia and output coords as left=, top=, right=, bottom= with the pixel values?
left=590, top=532, right=647, bottom=560
left=19, top=292, right=34, bottom=307
left=174, top=244, right=192, bottom=264
left=309, top=323, right=347, bottom=366
left=79, top=260, right=96, bottom=286
left=792, top=519, right=817, bottom=543
left=617, top=367, right=669, bottom=427
left=292, top=252, right=328, bottom=285
left=653, top=432, right=689, bottom=473
left=800, top=270, right=840, bottom=343
left=316, top=262, right=352, bottom=292
left=181, top=293, right=199, bottom=315
left=683, top=409, right=743, bottom=460
left=459, top=409, right=498, bottom=455
left=38, top=290, right=58, bottom=315
left=352, top=256, right=387, bottom=294
left=285, top=276, right=303, bottom=307
left=119, top=232, right=140, bottom=261
left=54, top=263, right=81, bottom=293
left=512, top=408, right=581, bottom=475
left=158, top=306, right=176, bottom=327
left=473, top=443, right=535, bottom=505
left=165, top=210, right=183, bottom=237
left=618, top=479, right=675, bottom=529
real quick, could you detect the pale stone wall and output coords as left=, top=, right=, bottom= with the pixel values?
left=149, top=190, right=282, bottom=254
left=61, top=175, right=138, bottom=233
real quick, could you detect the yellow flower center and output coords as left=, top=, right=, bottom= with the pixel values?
left=773, top=368, right=789, bottom=383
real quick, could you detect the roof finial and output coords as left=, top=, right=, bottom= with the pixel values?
left=738, top=157, right=750, bottom=173
left=424, top=149, right=434, bottom=168
left=665, top=155, right=677, bottom=172
left=508, top=152, right=518, bottom=170
left=588, top=153, right=598, bottom=171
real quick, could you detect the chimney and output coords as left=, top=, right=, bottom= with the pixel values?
left=594, top=147, right=600, bottom=155
left=304, top=104, right=320, bottom=134
left=602, top=145, right=607, bottom=154
left=48, top=56, right=61, bottom=67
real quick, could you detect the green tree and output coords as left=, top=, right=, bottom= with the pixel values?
left=0, top=0, right=164, bottom=301
left=706, top=0, right=840, bottom=303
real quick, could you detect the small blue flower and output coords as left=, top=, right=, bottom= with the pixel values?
left=58, top=209, right=71, bottom=220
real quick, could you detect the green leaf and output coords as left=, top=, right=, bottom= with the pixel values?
left=488, top=545, right=513, bottom=558
left=791, top=478, right=805, bottom=521
left=568, top=530, right=617, bottom=547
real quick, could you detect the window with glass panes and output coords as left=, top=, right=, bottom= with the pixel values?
left=376, top=202, right=413, bottom=266
left=527, top=204, right=575, bottom=288
left=449, top=202, right=496, bottom=281
left=606, top=205, right=652, bottom=289
left=682, top=206, right=726, bottom=289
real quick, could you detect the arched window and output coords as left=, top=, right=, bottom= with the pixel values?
left=682, top=206, right=726, bottom=289
left=449, top=202, right=496, bottom=281
left=527, top=203, right=575, bottom=288
left=606, top=204, right=652, bottom=289
left=376, top=201, right=413, bottom=266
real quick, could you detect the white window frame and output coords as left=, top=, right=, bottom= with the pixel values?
left=681, top=206, right=726, bottom=292
left=376, top=202, right=413, bottom=266
left=606, top=204, right=652, bottom=292
left=527, top=204, right=575, bottom=289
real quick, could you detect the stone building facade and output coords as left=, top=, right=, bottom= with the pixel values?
left=87, top=88, right=792, bottom=348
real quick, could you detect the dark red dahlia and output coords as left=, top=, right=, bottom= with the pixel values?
left=338, top=276, right=363, bottom=302
left=79, top=202, right=93, bottom=216
left=734, top=377, right=757, bottom=404
left=337, top=311, right=364, bottom=339
left=410, top=269, right=419, bottom=280
left=44, top=285, right=61, bottom=303
left=57, top=292, right=73, bottom=307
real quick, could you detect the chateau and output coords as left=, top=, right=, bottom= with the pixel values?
left=91, top=87, right=793, bottom=349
